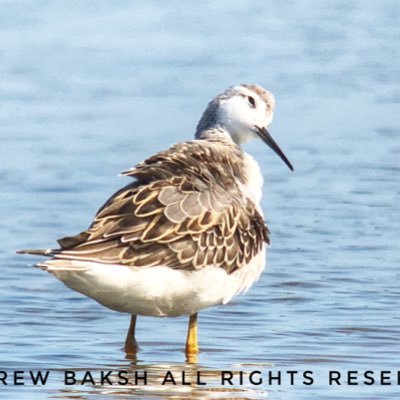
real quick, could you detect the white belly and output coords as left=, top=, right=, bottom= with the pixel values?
left=40, top=247, right=266, bottom=317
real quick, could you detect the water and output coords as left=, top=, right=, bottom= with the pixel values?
left=1, top=1, right=400, bottom=398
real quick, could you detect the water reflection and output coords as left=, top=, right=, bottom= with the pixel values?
left=49, top=362, right=270, bottom=399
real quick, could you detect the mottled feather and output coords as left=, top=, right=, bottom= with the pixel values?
left=52, top=137, right=269, bottom=274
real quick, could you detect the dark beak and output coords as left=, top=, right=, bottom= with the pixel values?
left=254, top=126, right=294, bottom=171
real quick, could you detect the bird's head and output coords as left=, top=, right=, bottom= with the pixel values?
left=196, top=84, right=293, bottom=171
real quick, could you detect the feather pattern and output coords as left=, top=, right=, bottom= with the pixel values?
left=53, top=136, right=269, bottom=274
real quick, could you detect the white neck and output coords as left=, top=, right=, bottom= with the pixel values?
left=239, top=152, right=264, bottom=209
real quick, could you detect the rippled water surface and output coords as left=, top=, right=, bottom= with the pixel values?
left=1, top=1, right=400, bottom=399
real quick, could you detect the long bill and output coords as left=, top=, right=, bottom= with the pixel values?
left=254, top=126, right=294, bottom=171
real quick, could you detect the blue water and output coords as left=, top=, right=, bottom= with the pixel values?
left=1, top=1, right=400, bottom=399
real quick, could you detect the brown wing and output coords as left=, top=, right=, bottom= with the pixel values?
left=55, top=140, right=269, bottom=274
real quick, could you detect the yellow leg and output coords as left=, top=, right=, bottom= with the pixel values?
left=124, top=315, right=139, bottom=354
left=185, top=313, right=199, bottom=362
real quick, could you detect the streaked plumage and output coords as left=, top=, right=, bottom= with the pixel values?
left=54, top=137, right=269, bottom=274
left=18, top=83, right=293, bottom=358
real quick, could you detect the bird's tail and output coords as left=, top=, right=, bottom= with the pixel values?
left=17, top=249, right=91, bottom=272
left=16, top=248, right=60, bottom=256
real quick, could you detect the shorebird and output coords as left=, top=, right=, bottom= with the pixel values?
left=18, top=84, right=293, bottom=360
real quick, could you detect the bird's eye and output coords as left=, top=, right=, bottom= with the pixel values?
left=247, top=96, right=256, bottom=108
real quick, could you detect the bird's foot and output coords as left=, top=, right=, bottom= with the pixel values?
left=124, top=339, right=139, bottom=356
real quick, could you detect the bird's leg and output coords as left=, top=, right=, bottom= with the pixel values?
left=185, top=313, right=199, bottom=362
left=124, top=315, right=139, bottom=354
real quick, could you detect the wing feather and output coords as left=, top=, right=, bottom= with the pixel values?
left=53, top=140, right=269, bottom=274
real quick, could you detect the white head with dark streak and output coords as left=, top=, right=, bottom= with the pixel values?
left=196, top=84, right=293, bottom=171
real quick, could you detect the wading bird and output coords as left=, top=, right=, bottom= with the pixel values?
left=18, top=84, right=293, bottom=361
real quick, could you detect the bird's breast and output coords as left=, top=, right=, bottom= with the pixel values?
left=239, top=153, right=264, bottom=209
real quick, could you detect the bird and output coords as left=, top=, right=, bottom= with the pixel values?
left=18, top=83, right=293, bottom=361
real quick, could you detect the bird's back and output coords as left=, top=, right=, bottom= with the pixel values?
left=36, top=137, right=269, bottom=276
